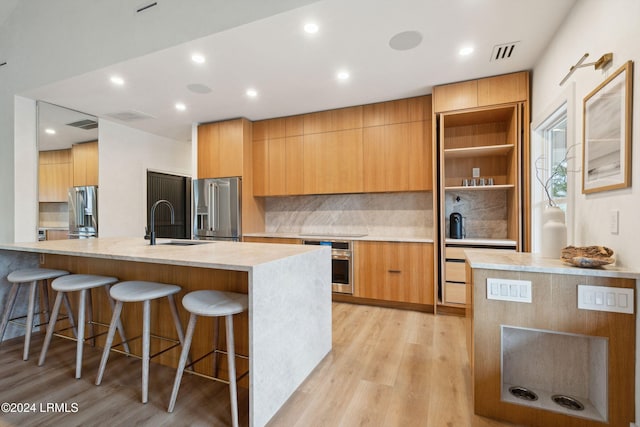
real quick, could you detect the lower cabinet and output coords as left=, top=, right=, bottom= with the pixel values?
left=355, top=241, right=434, bottom=305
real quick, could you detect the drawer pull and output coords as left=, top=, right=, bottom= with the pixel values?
left=388, top=269, right=402, bottom=274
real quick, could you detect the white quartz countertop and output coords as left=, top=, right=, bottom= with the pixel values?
left=445, top=238, right=517, bottom=247
left=243, top=232, right=434, bottom=243
left=0, top=237, right=326, bottom=272
left=465, top=249, right=640, bottom=279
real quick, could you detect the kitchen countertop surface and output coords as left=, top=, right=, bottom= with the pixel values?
left=445, top=237, right=517, bottom=247
left=0, top=237, right=326, bottom=272
left=465, top=249, right=640, bottom=279
left=243, top=232, right=434, bottom=243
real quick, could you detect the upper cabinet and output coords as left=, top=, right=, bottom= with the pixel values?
left=433, top=71, right=529, bottom=113
left=39, top=149, right=72, bottom=202
left=252, top=95, right=432, bottom=196
left=198, top=119, right=250, bottom=178
left=72, top=141, right=98, bottom=187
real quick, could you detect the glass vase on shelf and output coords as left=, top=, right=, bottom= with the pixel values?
left=541, top=206, right=567, bottom=258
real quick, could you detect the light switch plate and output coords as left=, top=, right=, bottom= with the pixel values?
left=610, top=210, right=619, bottom=234
left=487, top=278, right=532, bottom=303
left=578, top=284, right=634, bottom=314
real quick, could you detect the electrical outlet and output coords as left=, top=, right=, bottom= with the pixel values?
left=610, top=210, right=619, bottom=234
left=472, top=167, right=480, bottom=178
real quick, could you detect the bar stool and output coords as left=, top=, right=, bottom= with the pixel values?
left=95, top=281, right=186, bottom=404
left=38, top=274, right=129, bottom=379
left=168, top=290, right=248, bottom=427
left=0, top=268, right=71, bottom=361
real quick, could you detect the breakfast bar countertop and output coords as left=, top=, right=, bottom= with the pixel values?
left=0, top=237, right=324, bottom=272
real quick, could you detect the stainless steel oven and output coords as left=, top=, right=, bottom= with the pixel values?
left=302, top=239, right=353, bottom=294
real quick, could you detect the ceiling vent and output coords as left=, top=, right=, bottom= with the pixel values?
left=490, top=41, right=520, bottom=62
left=66, top=119, right=98, bottom=130
left=106, top=110, right=155, bottom=122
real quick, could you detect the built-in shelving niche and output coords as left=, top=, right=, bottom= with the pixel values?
left=501, top=326, right=608, bottom=422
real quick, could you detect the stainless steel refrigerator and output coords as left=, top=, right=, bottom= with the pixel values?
left=68, top=185, right=98, bottom=238
left=193, top=177, right=241, bottom=241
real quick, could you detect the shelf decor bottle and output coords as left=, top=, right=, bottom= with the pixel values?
left=541, top=206, right=567, bottom=258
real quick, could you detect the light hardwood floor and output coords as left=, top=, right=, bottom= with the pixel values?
left=0, top=303, right=516, bottom=426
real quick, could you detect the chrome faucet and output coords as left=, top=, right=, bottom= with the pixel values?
left=148, top=199, right=175, bottom=245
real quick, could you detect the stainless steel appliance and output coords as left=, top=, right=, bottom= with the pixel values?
left=302, top=239, right=353, bottom=294
left=68, top=185, right=98, bottom=238
left=193, top=177, right=241, bottom=241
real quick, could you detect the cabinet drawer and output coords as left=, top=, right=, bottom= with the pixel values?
left=445, top=261, right=466, bottom=283
left=445, top=246, right=467, bottom=260
left=444, top=282, right=466, bottom=304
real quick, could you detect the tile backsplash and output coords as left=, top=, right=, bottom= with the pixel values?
left=444, top=190, right=507, bottom=239
left=265, top=192, right=433, bottom=238
left=39, top=202, right=68, bottom=228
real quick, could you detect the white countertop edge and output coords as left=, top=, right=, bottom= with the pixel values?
left=445, top=238, right=517, bottom=247
left=465, top=249, right=640, bottom=280
left=243, top=232, right=434, bottom=243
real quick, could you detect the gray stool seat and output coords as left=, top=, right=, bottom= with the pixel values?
left=110, top=281, right=181, bottom=302
left=7, top=268, right=69, bottom=283
left=39, top=274, right=128, bottom=379
left=182, top=290, right=248, bottom=317
left=52, top=274, right=117, bottom=292
left=96, top=280, right=185, bottom=404
left=1, top=268, right=69, bottom=361
left=168, top=290, right=248, bottom=427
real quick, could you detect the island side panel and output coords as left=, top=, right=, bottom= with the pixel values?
left=249, top=247, right=332, bottom=427
left=472, top=268, right=635, bottom=427
left=0, top=250, right=40, bottom=341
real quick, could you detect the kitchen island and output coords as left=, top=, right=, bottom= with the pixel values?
left=0, top=238, right=332, bottom=427
left=465, top=250, right=639, bottom=427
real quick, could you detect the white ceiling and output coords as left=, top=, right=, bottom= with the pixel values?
left=25, top=0, right=577, bottom=144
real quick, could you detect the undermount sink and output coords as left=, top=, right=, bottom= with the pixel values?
left=158, top=240, right=212, bottom=246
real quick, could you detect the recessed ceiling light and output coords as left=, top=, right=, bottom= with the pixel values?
left=304, top=22, right=319, bottom=34
left=175, top=102, right=186, bottom=111
left=337, top=71, right=350, bottom=81
left=459, top=46, right=474, bottom=56
left=45, top=128, right=56, bottom=135
left=110, top=76, right=125, bottom=86
left=246, top=88, right=258, bottom=98
left=191, top=54, right=206, bottom=64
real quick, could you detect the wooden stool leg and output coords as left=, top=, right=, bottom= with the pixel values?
left=103, top=285, right=130, bottom=354
left=38, top=291, right=64, bottom=366
left=213, top=317, right=220, bottom=377
left=86, top=289, right=95, bottom=347
left=168, top=313, right=197, bottom=413
left=75, top=289, right=86, bottom=379
left=62, top=293, right=78, bottom=339
left=23, top=282, right=37, bottom=360
left=142, top=299, right=150, bottom=403
left=95, top=300, right=123, bottom=386
left=226, top=314, right=239, bottom=427
left=41, top=279, right=51, bottom=324
left=0, top=283, right=19, bottom=342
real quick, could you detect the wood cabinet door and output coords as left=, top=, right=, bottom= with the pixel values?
left=267, top=137, right=287, bottom=195
left=252, top=139, right=268, bottom=196
left=363, top=121, right=429, bottom=192
left=433, top=80, right=478, bottom=112
left=72, top=141, right=98, bottom=186
left=285, top=136, right=304, bottom=195
left=477, top=72, right=528, bottom=106
left=355, top=241, right=433, bottom=305
left=39, top=150, right=72, bottom=202
left=303, top=129, right=363, bottom=194
left=197, top=123, right=219, bottom=178
left=218, top=120, right=244, bottom=177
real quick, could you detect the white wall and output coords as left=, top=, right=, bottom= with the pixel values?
left=98, top=121, right=191, bottom=238
left=1, top=0, right=319, bottom=243
left=13, top=96, right=37, bottom=242
left=531, top=0, right=640, bottom=419
left=532, top=0, right=640, bottom=269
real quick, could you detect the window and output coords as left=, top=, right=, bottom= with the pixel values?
left=531, top=84, right=575, bottom=252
